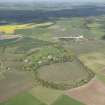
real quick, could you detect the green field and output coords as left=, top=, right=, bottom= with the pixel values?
left=1, top=14, right=105, bottom=105
left=79, top=52, right=105, bottom=85
left=79, top=52, right=105, bottom=73
left=29, top=86, right=63, bottom=105
left=15, top=17, right=105, bottom=42
left=0, top=92, right=45, bottom=105
left=52, top=95, right=85, bottom=105
left=0, top=92, right=85, bottom=105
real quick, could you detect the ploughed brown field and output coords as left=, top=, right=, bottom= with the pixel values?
left=66, top=78, right=105, bottom=105
left=0, top=71, right=33, bottom=103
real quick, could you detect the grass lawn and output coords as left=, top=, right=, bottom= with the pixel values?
left=29, top=86, right=63, bottom=105
left=0, top=92, right=45, bottom=105
left=51, top=95, right=85, bottom=105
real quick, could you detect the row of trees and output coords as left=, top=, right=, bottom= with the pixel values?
left=35, top=71, right=94, bottom=90
left=24, top=45, right=74, bottom=71
left=23, top=45, right=95, bottom=90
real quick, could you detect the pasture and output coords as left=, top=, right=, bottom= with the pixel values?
left=29, top=86, right=63, bottom=105
left=0, top=92, right=45, bottom=105
left=52, top=95, right=84, bottom=105
left=79, top=52, right=105, bottom=73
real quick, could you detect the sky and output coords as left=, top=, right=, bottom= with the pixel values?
left=0, top=0, right=105, bottom=2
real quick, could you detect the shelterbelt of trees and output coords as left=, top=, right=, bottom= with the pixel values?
left=23, top=45, right=94, bottom=90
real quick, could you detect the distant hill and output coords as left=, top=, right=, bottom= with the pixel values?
left=0, top=4, right=105, bottom=23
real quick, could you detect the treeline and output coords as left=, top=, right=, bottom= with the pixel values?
left=34, top=58, right=95, bottom=90
left=0, top=5, right=105, bottom=23
left=24, top=45, right=95, bottom=90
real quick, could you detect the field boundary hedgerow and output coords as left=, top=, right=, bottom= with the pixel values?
left=23, top=45, right=95, bottom=90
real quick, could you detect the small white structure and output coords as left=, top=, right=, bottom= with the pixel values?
left=24, top=59, right=29, bottom=63
left=48, top=55, right=53, bottom=60
left=54, top=35, right=84, bottom=40
left=38, top=61, right=42, bottom=64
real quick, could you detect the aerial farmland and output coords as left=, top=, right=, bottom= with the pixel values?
left=0, top=1, right=105, bottom=105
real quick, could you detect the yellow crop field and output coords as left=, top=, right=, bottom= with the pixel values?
left=0, top=24, right=34, bottom=34
left=0, top=22, right=53, bottom=34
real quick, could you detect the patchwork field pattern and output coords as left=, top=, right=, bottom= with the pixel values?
left=0, top=92, right=46, bottom=105
left=1, top=15, right=105, bottom=105
left=29, top=86, right=64, bottom=105
left=79, top=52, right=105, bottom=73
left=51, top=95, right=85, bottom=105
left=0, top=71, right=33, bottom=103
left=66, top=79, right=105, bottom=105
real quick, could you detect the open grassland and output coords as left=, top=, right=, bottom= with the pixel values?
left=29, top=86, right=63, bottom=105
left=51, top=95, right=85, bottom=105
left=0, top=92, right=45, bottom=105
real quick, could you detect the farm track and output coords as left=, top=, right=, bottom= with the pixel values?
left=0, top=35, right=22, bottom=41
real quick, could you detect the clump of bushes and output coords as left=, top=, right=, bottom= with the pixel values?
left=102, top=35, right=105, bottom=40
left=23, top=45, right=74, bottom=72
left=23, top=45, right=94, bottom=90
